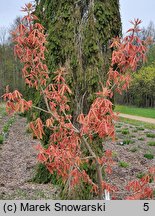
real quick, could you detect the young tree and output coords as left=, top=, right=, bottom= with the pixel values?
left=3, top=4, right=155, bottom=199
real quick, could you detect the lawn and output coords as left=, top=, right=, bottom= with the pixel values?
left=118, top=117, right=155, bottom=130
left=115, top=105, right=155, bottom=119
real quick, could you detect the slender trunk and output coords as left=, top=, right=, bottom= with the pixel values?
left=96, top=163, right=103, bottom=199
left=82, top=137, right=103, bottom=199
left=41, top=83, right=104, bottom=199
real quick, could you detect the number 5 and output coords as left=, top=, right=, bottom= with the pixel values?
left=143, top=203, right=149, bottom=211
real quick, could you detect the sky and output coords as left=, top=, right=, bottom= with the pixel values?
left=120, top=0, right=155, bottom=33
left=0, top=0, right=155, bottom=33
left=0, top=0, right=31, bottom=29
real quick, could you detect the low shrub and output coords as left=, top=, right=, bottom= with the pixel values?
left=0, top=135, right=4, bottom=144
left=130, top=147, right=138, bottom=152
left=119, top=161, right=129, bottom=168
left=136, top=172, right=145, bottom=179
left=148, top=141, right=155, bottom=146
left=146, top=133, right=155, bottom=138
left=144, top=153, right=154, bottom=160
left=121, top=129, right=130, bottom=135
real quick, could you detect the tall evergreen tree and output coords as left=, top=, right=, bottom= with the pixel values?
left=34, top=0, right=121, bottom=123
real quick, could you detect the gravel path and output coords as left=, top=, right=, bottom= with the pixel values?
left=118, top=113, right=155, bottom=124
left=0, top=116, right=58, bottom=200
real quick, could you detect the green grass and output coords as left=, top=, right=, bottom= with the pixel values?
left=118, top=117, right=155, bottom=130
left=148, top=141, right=155, bottom=146
left=115, top=105, right=155, bottom=118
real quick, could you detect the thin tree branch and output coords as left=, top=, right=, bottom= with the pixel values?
left=32, top=105, right=50, bottom=114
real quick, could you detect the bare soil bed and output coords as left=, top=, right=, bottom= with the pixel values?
left=104, top=121, right=155, bottom=199
left=0, top=114, right=154, bottom=200
left=0, top=115, right=58, bottom=200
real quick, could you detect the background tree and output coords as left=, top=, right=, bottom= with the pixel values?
left=117, top=66, right=155, bottom=107
left=138, top=21, right=155, bottom=41
left=115, top=21, right=155, bottom=107
left=0, top=21, right=24, bottom=99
